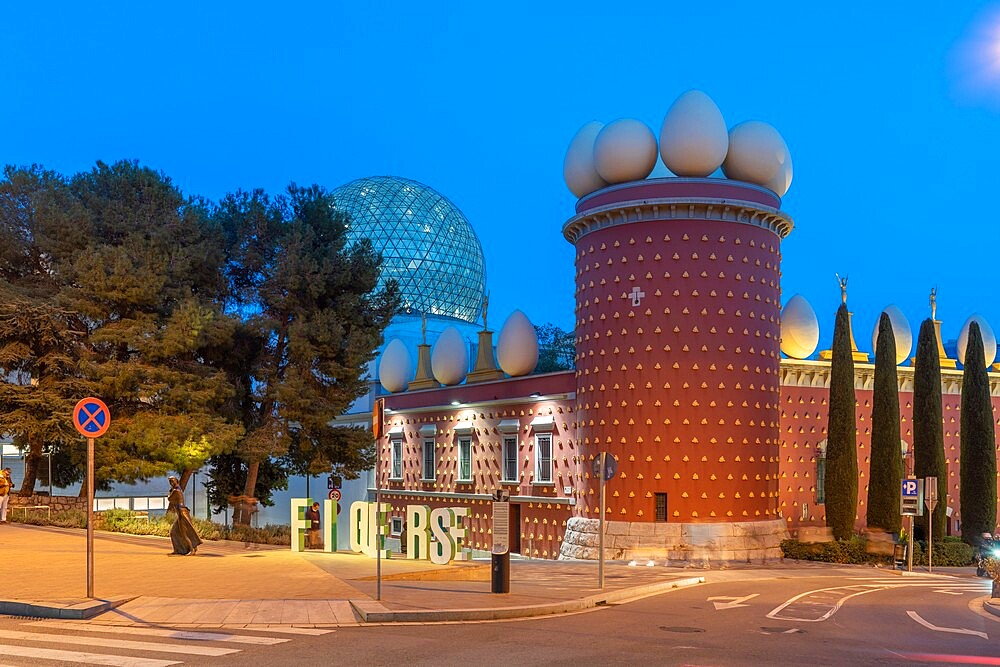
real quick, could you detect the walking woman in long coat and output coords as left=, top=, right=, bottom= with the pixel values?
left=168, top=476, right=202, bottom=555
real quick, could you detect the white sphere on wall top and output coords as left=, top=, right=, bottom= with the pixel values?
left=593, top=119, right=658, bottom=184
left=378, top=338, right=413, bottom=393
left=659, top=90, right=729, bottom=177
left=780, top=294, right=819, bottom=359
left=563, top=121, right=609, bottom=198
left=957, top=314, right=997, bottom=368
left=721, top=120, right=793, bottom=197
left=431, top=326, right=469, bottom=386
left=497, top=310, right=539, bottom=376
left=870, top=305, right=912, bottom=366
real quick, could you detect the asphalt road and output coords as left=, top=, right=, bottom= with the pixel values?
left=1, top=569, right=996, bottom=666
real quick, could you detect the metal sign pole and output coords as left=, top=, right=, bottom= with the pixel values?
left=928, top=510, right=933, bottom=574
left=599, top=452, right=605, bottom=590
left=87, top=436, right=94, bottom=598
left=907, top=515, right=914, bottom=573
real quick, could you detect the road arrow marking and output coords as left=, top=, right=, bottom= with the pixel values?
left=933, top=589, right=964, bottom=595
left=907, top=610, right=988, bottom=639
left=708, top=593, right=759, bottom=610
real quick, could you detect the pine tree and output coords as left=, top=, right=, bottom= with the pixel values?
left=214, top=185, right=400, bottom=524
left=959, top=322, right=998, bottom=543
left=867, top=312, right=902, bottom=533
left=826, top=303, right=858, bottom=540
left=0, top=166, right=93, bottom=496
left=913, top=318, right=947, bottom=542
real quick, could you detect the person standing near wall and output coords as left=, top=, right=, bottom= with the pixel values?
left=0, top=468, right=12, bottom=523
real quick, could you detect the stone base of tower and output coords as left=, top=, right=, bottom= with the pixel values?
left=558, top=517, right=788, bottom=564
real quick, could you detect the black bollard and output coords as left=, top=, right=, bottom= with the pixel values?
left=491, top=551, right=510, bottom=593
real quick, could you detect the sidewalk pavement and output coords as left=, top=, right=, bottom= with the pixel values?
left=0, top=524, right=704, bottom=626
left=6, top=524, right=996, bottom=627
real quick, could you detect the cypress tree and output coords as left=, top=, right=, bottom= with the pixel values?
left=826, top=303, right=858, bottom=540
left=913, top=318, right=947, bottom=542
left=867, top=312, right=902, bottom=533
left=959, top=322, right=998, bottom=543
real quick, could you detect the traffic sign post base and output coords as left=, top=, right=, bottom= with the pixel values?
left=491, top=552, right=510, bottom=594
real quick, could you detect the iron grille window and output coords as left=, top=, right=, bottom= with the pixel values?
left=503, top=436, right=518, bottom=482
left=458, top=437, right=472, bottom=482
left=422, top=439, right=435, bottom=481
left=535, top=434, right=552, bottom=483
left=655, top=493, right=668, bottom=522
left=390, top=439, right=402, bottom=479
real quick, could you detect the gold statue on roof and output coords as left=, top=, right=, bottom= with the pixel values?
left=930, top=286, right=937, bottom=320
left=835, top=273, right=848, bottom=305
left=482, top=290, right=490, bottom=331
left=421, top=312, right=427, bottom=345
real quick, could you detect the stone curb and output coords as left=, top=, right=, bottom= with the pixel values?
left=985, top=599, right=1000, bottom=619
left=350, top=576, right=705, bottom=624
left=0, top=596, right=133, bottom=620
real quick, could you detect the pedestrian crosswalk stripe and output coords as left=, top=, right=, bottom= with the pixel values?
left=29, top=621, right=289, bottom=645
left=0, top=629, right=239, bottom=656
left=0, top=644, right=179, bottom=667
left=231, top=625, right=334, bottom=635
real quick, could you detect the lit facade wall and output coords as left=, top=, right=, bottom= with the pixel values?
left=380, top=372, right=580, bottom=558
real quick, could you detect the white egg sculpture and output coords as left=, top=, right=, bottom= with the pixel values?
left=563, top=121, right=608, bottom=198
left=593, top=119, right=658, bottom=184
left=659, top=90, right=729, bottom=177
left=431, top=326, right=468, bottom=385
left=870, top=305, right=912, bottom=365
left=497, top=310, right=539, bottom=377
left=957, top=314, right=997, bottom=368
left=780, top=294, right=819, bottom=359
left=721, top=120, right=793, bottom=197
left=378, top=338, right=412, bottom=393
left=648, top=156, right=672, bottom=178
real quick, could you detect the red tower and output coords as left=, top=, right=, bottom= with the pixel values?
left=560, top=178, right=793, bottom=559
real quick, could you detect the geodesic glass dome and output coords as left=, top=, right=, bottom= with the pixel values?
left=332, top=176, right=486, bottom=324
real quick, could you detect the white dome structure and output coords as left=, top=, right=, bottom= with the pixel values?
left=497, top=310, right=539, bottom=376
left=593, top=119, right=658, bottom=184
left=431, top=326, right=469, bottom=385
left=780, top=294, right=819, bottom=359
left=659, top=90, right=729, bottom=177
left=564, top=121, right=609, bottom=198
left=378, top=338, right=413, bottom=393
left=870, top=305, right=912, bottom=366
left=957, top=314, right=997, bottom=368
left=721, top=121, right=793, bottom=197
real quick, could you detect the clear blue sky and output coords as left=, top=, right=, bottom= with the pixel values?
left=3, top=1, right=1000, bottom=351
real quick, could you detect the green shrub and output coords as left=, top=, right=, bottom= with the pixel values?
left=911, top=540, right=974, bottom=566
left=10, top=505, right=290, bottom=546
left=11, top=508, right=87, bottom=528
left=781, top=537, right=892, bottom=565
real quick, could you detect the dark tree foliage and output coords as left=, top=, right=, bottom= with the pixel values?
left=825, top=303, right=858, bottom=540
left=205, top=452, right=287, bottom=515
left=959, top=322, right=998, bottom=544
left=0, top=162, right=243, bottom=496
left=867, top=312, right=902, bottom=533
left=214, top=185, right=400, bottom=523
left=0, top=166, right=95, bottom=495
left=533, top=323, right=575, bottom=373
left=913, top=318, right=947, bottom=542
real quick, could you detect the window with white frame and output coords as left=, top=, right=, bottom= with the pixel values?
left=458, top=437, right=472, bottom=482
left=422, top=439, right=436, bottom=481
left=390, top=439, right=403, bottom=480
left=502, top=436, right=518, bottom=482
left=534, top=433, right=552, bottom=483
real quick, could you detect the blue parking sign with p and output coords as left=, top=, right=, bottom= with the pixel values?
left=902, top=480, right=919, bottom=496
